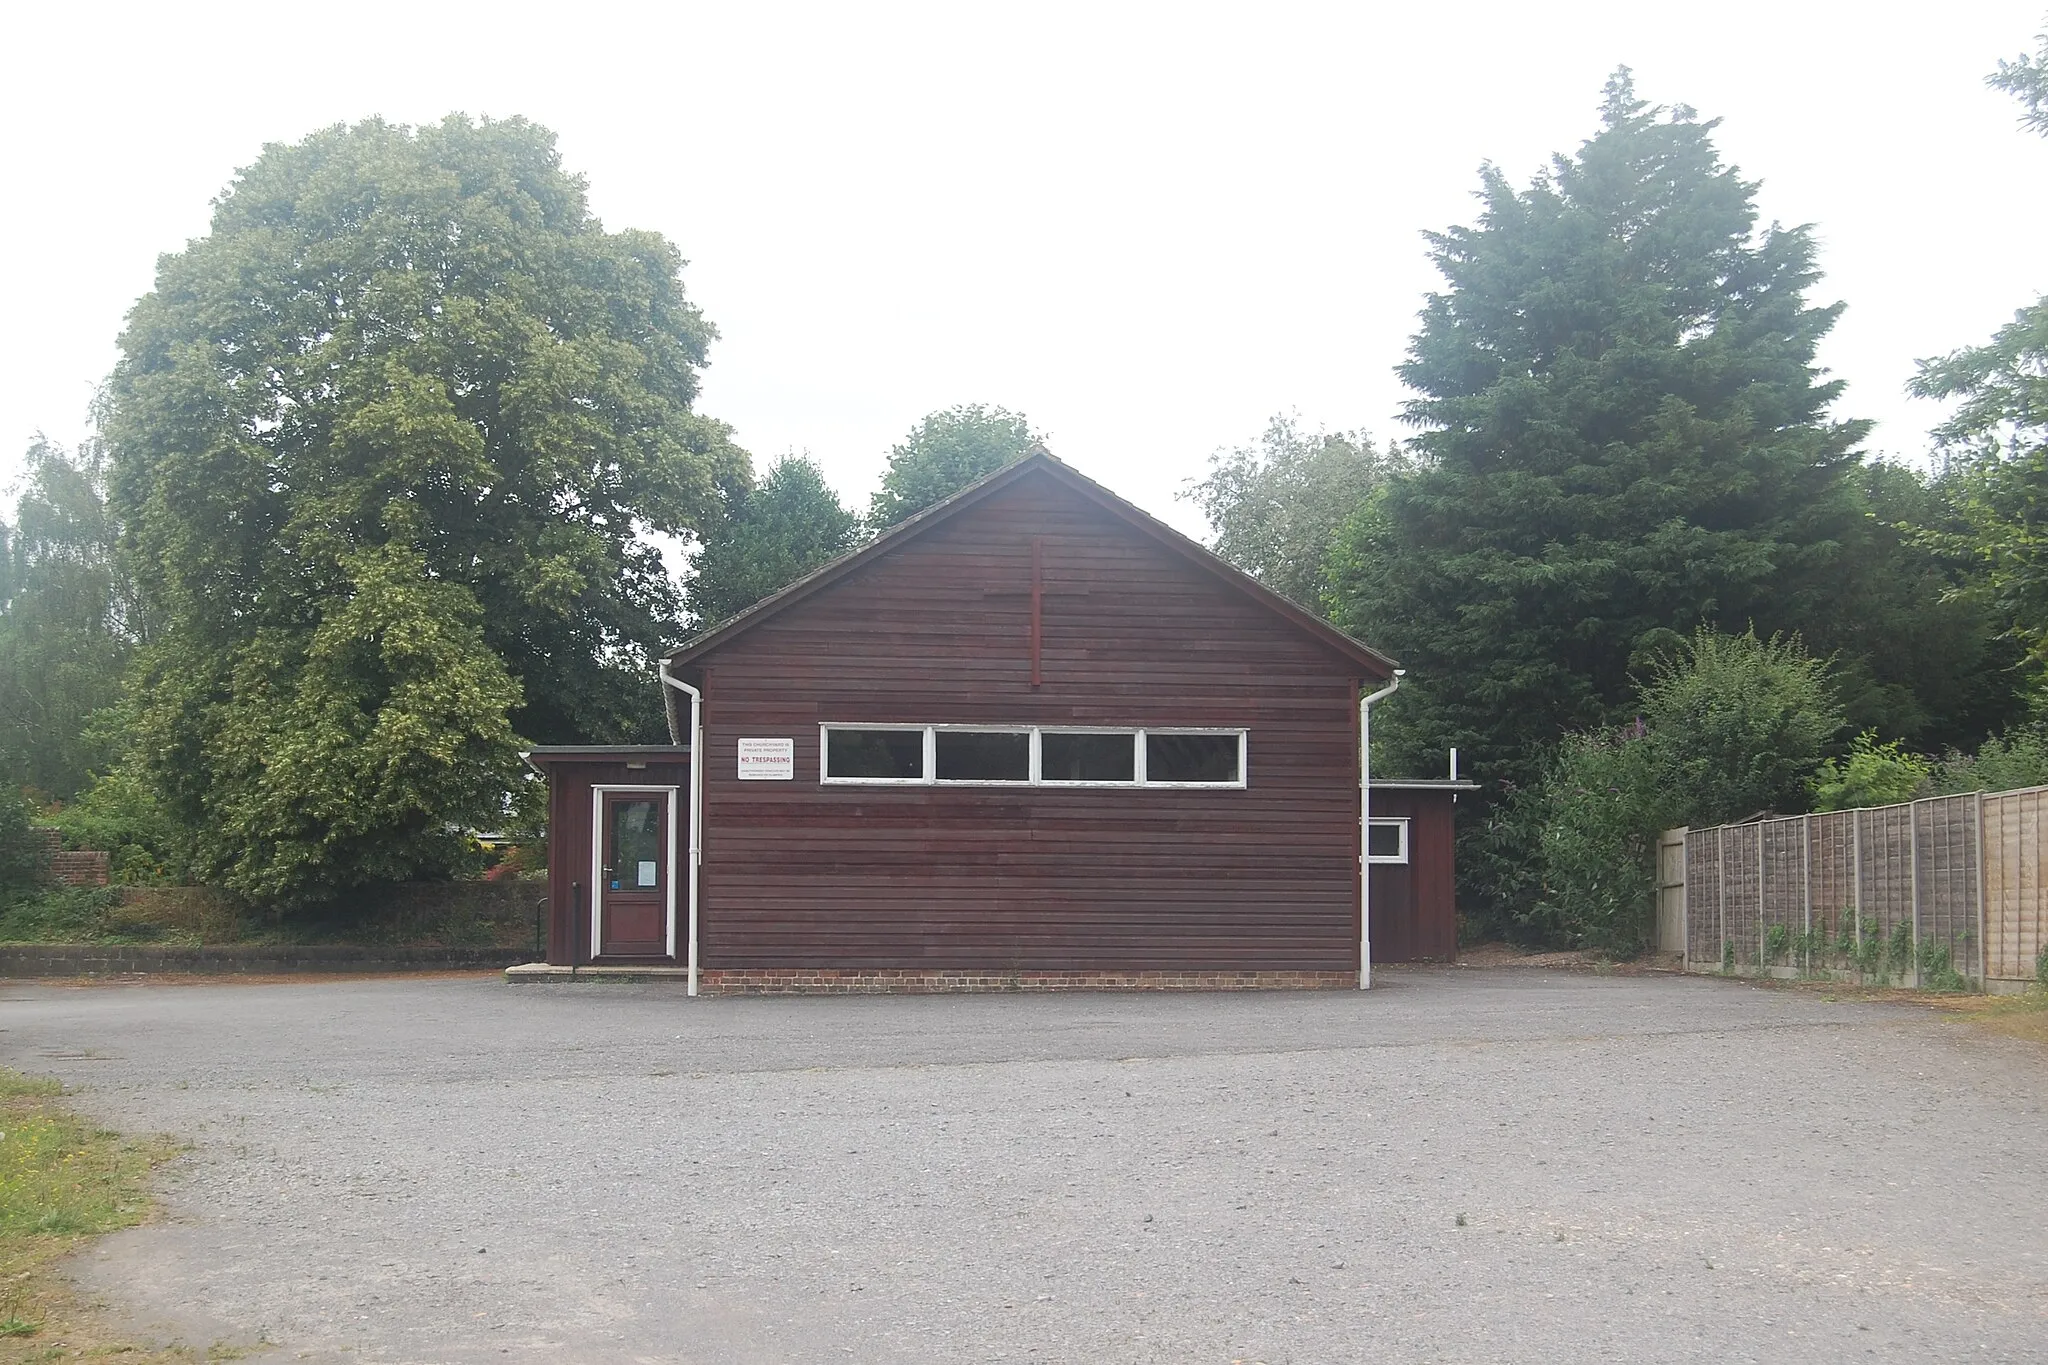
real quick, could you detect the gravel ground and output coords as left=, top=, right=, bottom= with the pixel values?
left=0, top=968, right=2043, bottom=1364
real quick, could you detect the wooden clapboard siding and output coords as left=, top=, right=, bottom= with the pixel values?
left=1365, top=789, right=1458, bottom=963
left=686, top=466, right=1452, bottom=971
left=534, top=756, right=691, bottom=965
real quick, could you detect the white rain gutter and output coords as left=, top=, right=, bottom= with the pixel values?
left=658, top=661, right=704, bottom=998
left=1359, top=669, right=1404, bottom=990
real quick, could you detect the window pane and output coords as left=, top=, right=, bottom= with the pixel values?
left=1145, top=732, right=1240, bottom=783
left=1041, top=731, right=1136, bottom=782
left=935, top=730, right=1030, bottom=781
left=610, top=800, right=662, bottom=888
left=1368, top=820, right=1405, bottom=861
left=827, top=728, right=924, bottom=779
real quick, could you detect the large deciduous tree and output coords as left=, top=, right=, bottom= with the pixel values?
left=0, top=436, right=136, bottom=800
left=1912, top=29, right=2048, bottom=666
left=1181, top=414, right=1398, bottom=614
left=867, top=404, right=1039, bottom=530
left=109, top=115, right=746, bottom=904
left=688, top=456, right=860, bottom=627
left=1329, top=72, right=1869, bottom=794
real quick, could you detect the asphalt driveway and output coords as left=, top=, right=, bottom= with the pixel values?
left=0, top=969, right=2042, bottom=1363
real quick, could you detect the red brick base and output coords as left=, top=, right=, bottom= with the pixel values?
left=696, top=969, right=1357, bottom=995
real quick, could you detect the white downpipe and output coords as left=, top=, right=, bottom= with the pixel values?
left=1359, top=670, right=1404, bottom=990
left=658, top=661, right=704, bottom=998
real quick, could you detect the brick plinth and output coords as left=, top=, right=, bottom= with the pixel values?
left=26, top=829, right=110, bottom=888
left=695, top=969, right=1356, bottom=995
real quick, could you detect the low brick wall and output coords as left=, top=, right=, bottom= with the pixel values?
left=0, top=945, right=531, bottom=977
left=26, top=828, right=109, bottom=888
left=696, top=968, right=1358, bottom=994
left=104, top=879, right=551, bottom=948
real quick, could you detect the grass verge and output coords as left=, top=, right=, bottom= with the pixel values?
left=0, top=1066, right=243, bottom=1362
left=1922, top=989, right=2048, bottom=1047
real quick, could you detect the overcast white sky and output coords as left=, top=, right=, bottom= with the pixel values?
left=5, top=2, right=2046, bottom=536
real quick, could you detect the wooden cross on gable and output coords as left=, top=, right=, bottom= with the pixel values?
left=982, top=536, right=1090, bottom=687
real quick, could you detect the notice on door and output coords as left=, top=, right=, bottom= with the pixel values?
left=737, top=737, right=795, bottom=780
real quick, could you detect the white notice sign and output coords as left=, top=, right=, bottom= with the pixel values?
left=737, top=737, right=795, bottom=780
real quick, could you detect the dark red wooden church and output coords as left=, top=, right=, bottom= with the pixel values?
left=517, top=450, right=1471, bottom=991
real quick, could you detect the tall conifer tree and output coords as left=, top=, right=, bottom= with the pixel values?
left=1330, top=72, right=1868, bottom=790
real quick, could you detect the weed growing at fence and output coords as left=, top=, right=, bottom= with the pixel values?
left=1763, top=923, right=1790, bottom=967
left=1917, top=940, right=1970, bottom=993
left=1887, top=922, right=1915, bottom=981
left=2038, top=943, right=2048, bottom=991
left=1789, top=924, right=1829, bottom=976
left=1720, top=939, right=1734, bottom=974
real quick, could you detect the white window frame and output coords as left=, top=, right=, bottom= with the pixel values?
left=1139, top=728, right=1250, bottom=789
left=818, top=724, right=1248, bottom=789
left=817, top=723, right=928, bottom=785
left=1037, top=726, right=1141, bottom=787
left=931, top=724, right=1036, bottom=786
left=1367, top=816, right=1410, bottom=864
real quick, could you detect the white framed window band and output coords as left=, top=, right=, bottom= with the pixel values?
left=820, top=724, right=1247, bottom=788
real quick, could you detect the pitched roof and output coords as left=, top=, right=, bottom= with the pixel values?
left=665, top=446, right=1398, bottom=679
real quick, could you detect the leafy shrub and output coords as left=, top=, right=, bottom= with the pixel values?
left=0, top=888, right=122, bottom=944
left=1512, top=629, right=1842, bottom=954
left=0, top=788, right=44, bottom=898
left=39, top=768, right=188, bottom=885
left=1525, top=727, right=1666, bottom=955
left=1638, top=628, right=1843, bottom=825
left=1926, top=728, right=2048, bottom=797
left=1812, top=732, right=1932, bottom=811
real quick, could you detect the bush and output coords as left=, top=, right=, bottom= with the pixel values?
left=0, top=788, right=44, bottom=898
left=1812, top=732, right=1932, bottom=811
left=0, top=887, right=123, bottom=944
left=1926, top=728, right=2048, bottom=797
left=39, top=768, right=189, bottom=885
left=1507, top=629, right=1843, bottom=954
left=1639, top=628, right=1843, bottom=825
left=1525, top=727, right=1665, bottom=955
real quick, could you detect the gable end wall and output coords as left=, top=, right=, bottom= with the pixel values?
left=691, top=473, right=1371, bottom=971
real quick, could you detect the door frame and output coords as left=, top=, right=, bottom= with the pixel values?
left=588, top=784, right=681, bottom=961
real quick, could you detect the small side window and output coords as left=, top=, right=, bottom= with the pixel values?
left=825, top=728, right=925, bottom=780
left=1145, top=732, right=1241, bottom=784
left=1367, top=818, right=1408, bottom=863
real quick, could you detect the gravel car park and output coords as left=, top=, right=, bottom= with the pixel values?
left=2, top=968, right=2044, bottom=1363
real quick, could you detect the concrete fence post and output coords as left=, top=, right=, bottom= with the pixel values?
left=1909, top=799, right=1923, bottom=989
left=1716, top=825, right=1728, bottom=967
left=1758, top=823, right=1768, bottom=969
left=1801, top=813, right=1812, bottom=971
left=1975, top=791, right=1988, bottom=984
left=1852, top=811, right=1864, bottom=957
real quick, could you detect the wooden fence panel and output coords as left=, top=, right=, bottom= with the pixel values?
left=1759, top=817, right=1806, bottom=961
left=1686, top=827, right=1723, bottom=967
left=1656, top=829, right=1687, bottom=955
left=1915, top=795, right=1981, bottom=979
left=1857, top=805, right=1914, bottom=944
left=1682, top=785, right=2048, bottom=986
left=1982, top=786, right=2048, bottom=983
left=1807, top=811, right=1855, bottom=942
left=1723, top=824, right=1762, bottom=966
